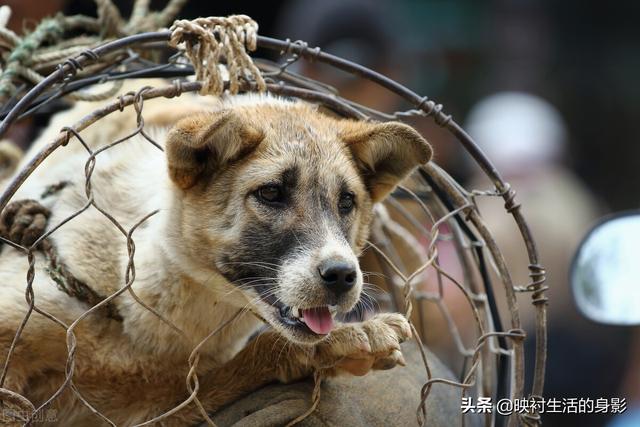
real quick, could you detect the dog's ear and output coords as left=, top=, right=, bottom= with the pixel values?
left=341, top=121, right=432, bottom=202
left=166, top=110, right=264, bottom=189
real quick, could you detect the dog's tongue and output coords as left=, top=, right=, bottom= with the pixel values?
left=302, top=307, right=334, bottom=335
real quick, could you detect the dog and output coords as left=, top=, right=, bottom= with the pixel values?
left=0, top=88, right=432, bottom=425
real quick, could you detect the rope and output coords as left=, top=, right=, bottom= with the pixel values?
left=0, top=5, right=264, bottom=101
left=42, top=239, right=123, bottom=321
left=0, top=17, right=64, bottom=99
left=285, top=371, right=323, bottom=427
left=0, top=27, right=20, bottom=50
left=0, top=6, right=17, bottom=50
left=169, top=15, right=266, bottom=96
left=128, top=0, right=151, bottom=30
left=0, top=6, right=10, bottom=29
left=0, top=1, right=187, bottom=102
left=32, top=45, right=93, bottom=66
left=0, top=197, right=122, bottom=320
left=95, top=0, right=124, bottom=38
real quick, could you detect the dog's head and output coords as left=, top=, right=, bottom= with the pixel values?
left=165, top=96, right=431, bottom=344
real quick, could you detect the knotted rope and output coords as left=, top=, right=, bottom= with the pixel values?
left=0, top=0, right=188, bottom=102
left=0, top=17, right=63, bottom=99
left=169, top=15, right=266, bottom=96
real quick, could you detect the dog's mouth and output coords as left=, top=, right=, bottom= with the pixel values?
left=276, top=304, right=338, bottom=336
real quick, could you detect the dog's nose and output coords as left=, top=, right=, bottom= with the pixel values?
left=318, top=259, right=357, bottom=296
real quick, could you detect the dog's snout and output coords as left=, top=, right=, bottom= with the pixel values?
left=318, top=259, right=357, bottom=296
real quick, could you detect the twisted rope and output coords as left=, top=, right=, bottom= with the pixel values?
left=95, top=0, right=124, bottom=38
left=42, top=239, right=123, bottom=321
left=0, top=0, right=187, bottom=102
left=169, top=15, right=266, bottom=96
left=285, top=371, right=323, bottom=427
left=0, top=17, right=64, bottom=99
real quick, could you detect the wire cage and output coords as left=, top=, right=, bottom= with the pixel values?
left=0, top=9, right=547, bottom=427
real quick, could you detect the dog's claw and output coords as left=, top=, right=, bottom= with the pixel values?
left=0, top=199, right=50, bottom=248
left=314, top=313, right=411, bottom=376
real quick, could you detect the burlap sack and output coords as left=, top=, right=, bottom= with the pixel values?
left=210, top=341, right=463, bottom=426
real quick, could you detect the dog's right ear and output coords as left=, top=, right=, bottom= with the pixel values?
left=166, top=110, right=264, bottom=189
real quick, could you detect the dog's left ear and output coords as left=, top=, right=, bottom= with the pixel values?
left=341, top=121, right=432, bottom=202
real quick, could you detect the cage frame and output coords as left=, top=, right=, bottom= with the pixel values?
left=0, top=27, right=548, bottom=427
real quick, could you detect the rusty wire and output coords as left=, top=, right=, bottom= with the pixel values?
left=0, top=19, right=547, bottom=427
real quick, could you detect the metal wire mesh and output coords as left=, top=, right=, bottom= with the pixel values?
left=0, top=20, right=547, bottom=427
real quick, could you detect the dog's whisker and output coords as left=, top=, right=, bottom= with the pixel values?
left=362, top=282, right=386, bottom=295
left=361, top=269, right=389, bottom=280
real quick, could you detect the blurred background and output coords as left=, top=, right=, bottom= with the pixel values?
left=3, top=0, right=639, bottom=426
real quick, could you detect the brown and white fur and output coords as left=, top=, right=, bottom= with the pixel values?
left=0, top=89, right=432, bottom=425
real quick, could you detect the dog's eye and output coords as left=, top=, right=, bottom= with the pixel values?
left=256, top=185, right=285, bottom=205
left=338, top=192, right=355, bottom=214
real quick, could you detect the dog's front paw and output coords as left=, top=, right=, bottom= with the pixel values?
left=316, top=313, right=412, bottom=376
left=0, top=199, right=50, bottom=247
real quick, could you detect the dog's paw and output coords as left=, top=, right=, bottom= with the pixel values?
left=315, top=313, right=412, bottom=376
left=0, top=199, right=50, bottom=247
